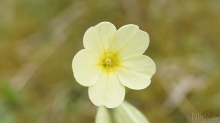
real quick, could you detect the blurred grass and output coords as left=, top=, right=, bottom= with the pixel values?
left=0, top=0, right=220, bottom=123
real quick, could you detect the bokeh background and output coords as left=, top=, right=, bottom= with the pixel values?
left=0, top=0, right=220, bottom=123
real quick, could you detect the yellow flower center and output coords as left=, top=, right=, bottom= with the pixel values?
left=100, top=53, right=120, bottom=72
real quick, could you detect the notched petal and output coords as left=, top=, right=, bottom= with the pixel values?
left=72, top=49, right=100, bottom=86
left=111, top=24, right=149, bottom=58
left=117, top=55, right=156, bottom=90
left=83, top=22, right=116, bottom=55
left=89, top=73, right=125, bottom=108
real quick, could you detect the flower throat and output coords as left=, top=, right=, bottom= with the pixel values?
left=101, top=53, right=119, bottom=71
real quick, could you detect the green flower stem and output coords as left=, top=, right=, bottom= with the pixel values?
left=95, top=106, right=112, bottom=123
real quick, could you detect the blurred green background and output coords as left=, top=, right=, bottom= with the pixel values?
left=0, top=0, right=220, bottom=123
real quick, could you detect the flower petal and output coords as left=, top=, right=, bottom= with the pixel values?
left=72, top=49, right=100, bottom=86
left=89, top=72, right=125, bottom=108
left=111, top=24, right=149, bottom=58
left=117, top=55, right=156, bottom=90
left=83, top=22, right=116, bottom=55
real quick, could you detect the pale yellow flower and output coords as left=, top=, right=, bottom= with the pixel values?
left=72, top=22, right=156, bottom=108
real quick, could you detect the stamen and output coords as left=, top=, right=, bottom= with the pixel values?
left=100, top=53, right=119, bottom=72
left=104, top=59, right=111, bottom=66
